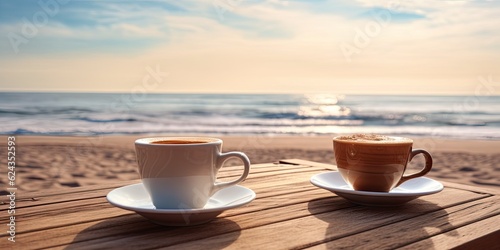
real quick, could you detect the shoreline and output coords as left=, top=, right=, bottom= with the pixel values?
left=1, top=135, right=499, bottom=193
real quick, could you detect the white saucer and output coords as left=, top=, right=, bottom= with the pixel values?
left=106, top=183, right=256, bottom=226
left=310, top=172, right=443, bottom=206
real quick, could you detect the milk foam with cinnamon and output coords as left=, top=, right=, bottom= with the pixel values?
left=334, top=134, right=412, bottom=144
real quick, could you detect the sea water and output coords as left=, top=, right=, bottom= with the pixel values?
left=1, top=92, right=499, bottom=139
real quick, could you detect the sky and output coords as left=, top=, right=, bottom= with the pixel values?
left=0, top=0, right=499, bottom=95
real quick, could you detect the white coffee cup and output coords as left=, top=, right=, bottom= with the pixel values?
left=135, top=137, right=251, bottom=209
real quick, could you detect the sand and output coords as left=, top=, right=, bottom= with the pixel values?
left=0, top=135, right=499, bottom=194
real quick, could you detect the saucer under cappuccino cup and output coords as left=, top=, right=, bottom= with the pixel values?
left=333, top=134, right=433, bottom=192
left=135, top=137, right=251, bottom=209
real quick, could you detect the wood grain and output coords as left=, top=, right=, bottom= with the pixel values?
left=399, top=214, right=500, bottom=250
left=0, top=160, right=497, bottom=250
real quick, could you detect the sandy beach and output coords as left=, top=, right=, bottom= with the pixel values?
left=1, top=135, right=499, bottom=194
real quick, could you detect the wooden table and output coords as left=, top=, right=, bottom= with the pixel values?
left=1, top=159, right=499, bottom=249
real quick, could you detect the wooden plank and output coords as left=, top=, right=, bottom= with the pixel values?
left=215, top=162, right=311, bottom=176
left=1, top=165, right=321, bottom=217
left=439, top=180, right=500, bottom=195
left=0, top=178, right=319, bottom=230
left=5, top=189, right=349, bottom=249
left=0, top=165, right=488, bottom=230
left=10, top=188, right=459, bottom=249
left=6, top=173, right=467, bottom=215
left=0, top=163, right=274, bottom=205
left=0, top=163, right=326, bottom=211
left=0, top=180, right=140, bottom=211
left=304, top=196, right=500, bottom=250
left=7, top=186, right=488, bottom=249
left=0, top=166, right=326, bottom=212
left=279, top=159, right=337, bottom=170
left=4, top=174, right=323, bottom=224
left=399, top=214, right=500, bottom=250
left=0, top=179, right=334, bottom=235
left=0, top=160, right=496, bottom=249
left=164, top=195, right=498, bottom=250
left=1, top=174, right=487, bottom=229
left=0, top=164, right=269, bottom=205
left=245, top=166, right=326, bottom=180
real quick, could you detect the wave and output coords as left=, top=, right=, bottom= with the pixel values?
left=70, top=117, right=140, bottom=123
left=446, top=120, right=487, bottom=126
left=5, top=124, right=500, bottom=140
left=1, top=93, right=500, bottom=139
left=0, top=109, right=36, bottom=115
left=0, top=107, right=95, bottom=116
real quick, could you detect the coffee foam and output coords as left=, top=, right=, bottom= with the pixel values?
left=152, top=140, right=207, bottom=145
left=334, top=134, right=412, bottom=144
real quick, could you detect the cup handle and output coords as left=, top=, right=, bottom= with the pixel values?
left=397, top=149, right=433, bottom=186
left=212, top=152, right=251, bottom=194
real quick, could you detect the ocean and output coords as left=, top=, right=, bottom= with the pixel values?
left=1, top=92, right=500, bottom=139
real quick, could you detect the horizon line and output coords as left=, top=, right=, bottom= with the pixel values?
left=0, top=90, right=499, bottom=97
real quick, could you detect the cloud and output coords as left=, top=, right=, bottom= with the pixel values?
left=0, top=0, right=499, bottom=95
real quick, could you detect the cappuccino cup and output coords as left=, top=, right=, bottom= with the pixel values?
left=333, top=134, right=432, bottom=192
left=135, top=137, right=251, bottom=209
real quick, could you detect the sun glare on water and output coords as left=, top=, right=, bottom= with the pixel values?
left=298, top=94, right=351, bottom=117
